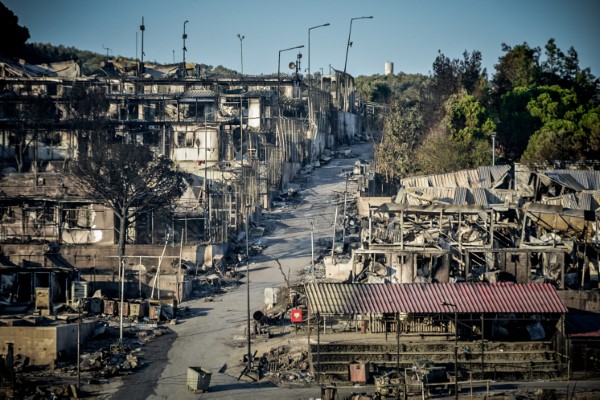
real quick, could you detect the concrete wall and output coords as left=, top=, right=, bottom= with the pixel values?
left=558, top=290, right=600, bottom=313
left=356, top=197, right=391, bottom=217
left=324, top=256, right=353, bottom=281
left=0, top=321, right=95, bottom=366
left=1, top=243, right=205, bottom=271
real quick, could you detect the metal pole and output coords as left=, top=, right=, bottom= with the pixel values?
left=331, top=206, right=338, bottom=261
left=481, top=313, right=485, bottom=377
left=491, top=132, right=496, bottom=166
left=308, top=23, right=330, bottom=88
left=342, top=173, right=348, bottom=244
left=310, top=219, right=315, bottom=274
left=119, top=257, right=125, bottom=343
left=317, top=311, right=321, bottom=384
left=77, top=301, right=81, bottom=390
left=343, top=16, right=373, bottom=76
left=455, top=309, right=459, bottom=400
left=204, top=125, right=208, bottom=241
left=238, top=34, right=246, bottom=240
left=396, top=313, right=400, bottom=399
left=278, top=45, right=304, bottom=109
left=182, top=20, right=189, bottom=77
left=139, top=17, right=145, bottom=76
left=246, top=208, right=251, bottom=373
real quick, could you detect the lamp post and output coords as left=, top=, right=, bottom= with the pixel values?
left=237, top=33, right=252, bottom=375
left=442, top=301, right=459, bottom=400
left=278, top=45, right=304, bottom=107
left=308, top=23, right=330, bottom=88
left=182, top=20, right=189, bottom=77
left=491, top=132, right=496, bottom=166
left=343, top=16, right=373, bottom=76
left=139, top=17, right=145, bottom=76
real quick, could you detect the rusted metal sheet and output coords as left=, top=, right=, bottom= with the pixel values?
left=545, top=170, right=600, bottom=191
left=400, top=165, right=511, bottom=189
left=305, top=282, right=567, bottom=315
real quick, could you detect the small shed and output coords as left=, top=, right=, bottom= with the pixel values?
left=305, top=282, right=567, bottom=341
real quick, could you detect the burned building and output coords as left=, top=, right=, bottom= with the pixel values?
left=0, top=55, right=363, bottom=299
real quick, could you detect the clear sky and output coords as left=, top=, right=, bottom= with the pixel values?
left=4, top=0, right=599, bottom=78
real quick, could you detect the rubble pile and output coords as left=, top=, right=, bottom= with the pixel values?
left=12, top=324, right=171, bottom=399
left=260, top=345, right=313, bottom=386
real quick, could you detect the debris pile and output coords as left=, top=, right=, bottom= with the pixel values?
left=12, top=324, right=170, bottom=399
left=260, top=345, right=313, bottom=386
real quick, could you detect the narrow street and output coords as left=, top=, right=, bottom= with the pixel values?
left=105, top=142, right=373, bottom=400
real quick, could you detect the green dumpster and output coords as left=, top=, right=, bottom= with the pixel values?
left=187, top=366, right=212, bottom=393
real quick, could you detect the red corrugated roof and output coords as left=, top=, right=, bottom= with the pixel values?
left=566, top=313, right=600, bottom=338
left=305, top=282, right=567, bottom=315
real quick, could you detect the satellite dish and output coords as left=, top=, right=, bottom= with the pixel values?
left=289, top=62, right=296, bottom=70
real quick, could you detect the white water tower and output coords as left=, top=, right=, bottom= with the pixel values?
left=384, top=61, right=394, bottom=75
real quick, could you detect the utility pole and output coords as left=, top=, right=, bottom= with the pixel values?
left=310, top=219, right=315, bottom=274
left=182, top=20, right=189, bottom=77
left=139, top=17, right=145, bottom=76
left=341, top=169, right=352, bottom=244
left=77, top=300, right=81, bottom=390
left=331, top=206, right=338, bottom=262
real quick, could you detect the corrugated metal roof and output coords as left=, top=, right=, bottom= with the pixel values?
left=453, top=187, right=468, bottom=204
left=544, top=170, right=600, bottom=191
left=305, top=282, right=567, bottom=315
left=470, top=188, right=489, bottom=207
left=566, top=313, right=600, bottom=338
left=400, top=165, right=511, bottom=190
left=179, top=89, right=217, bottom=99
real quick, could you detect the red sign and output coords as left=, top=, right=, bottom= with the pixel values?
left=290, top=309, right=303, bottom=323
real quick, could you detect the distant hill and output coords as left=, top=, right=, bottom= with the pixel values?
left=21, top=43, right=107, bottom=75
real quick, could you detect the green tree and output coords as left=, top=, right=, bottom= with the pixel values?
left=493, top=42, right=541, bottom=95
left=415, top=133, right=471, bottom=174
left=521, top=86, right=599, bottom=165
left=445, top=90, right=495, bottom=142
left=374, top=99, right=423, bottom=181
left=431, top=50, right=460, bottom=104
left=497, top=87, right=542, bottom=160
left=458, top=50, right=489, bottom=99
left=0, top=2, right=29, bottom=58
left=446, top=91, right=495, bottom=165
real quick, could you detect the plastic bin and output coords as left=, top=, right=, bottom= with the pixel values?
left=187, top=366, right=212, bottom=393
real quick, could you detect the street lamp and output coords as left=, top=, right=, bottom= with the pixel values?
left=182, top=20, right=189, bottom=77
left=139, top=17, right=145, bottom=76
left=237, top=32, right=251, bottom=375
left=442, top=301, right=459, bottom=400
left=491, top=132, right=496, bottom=166
left=343, top=16, right=373, bottom=76
left=308, top=23, right=330, bottom=88
left=278, top=45, right=304, bottom=107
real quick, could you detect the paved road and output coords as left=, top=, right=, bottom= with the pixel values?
left=132, top=142, right=372, bottom=400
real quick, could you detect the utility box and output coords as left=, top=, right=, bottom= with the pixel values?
left=35, top=287, right=51, bottom=313
left=89, top=297, right=103, bottom=314
left=349, top=360, right=370, bottom=383
left=129, top=301, right=148, bottom=318
left=103, top=300, right=118, bottom=316
left=149, top=304, right=162, bottom=320
left=71, top=281, right=88, bottom=303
